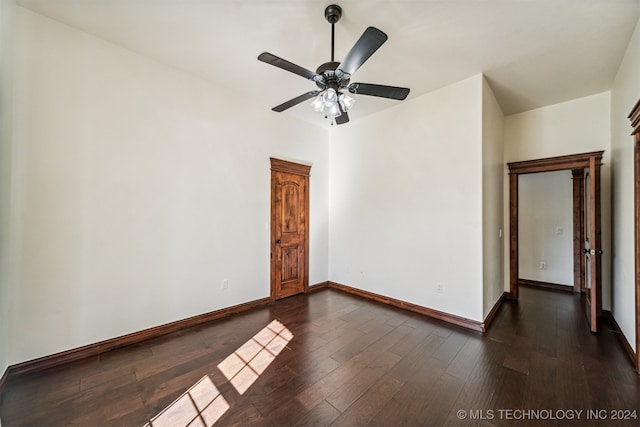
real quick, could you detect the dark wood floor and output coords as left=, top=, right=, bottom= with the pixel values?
left=1, top=286, right=639, bottom=426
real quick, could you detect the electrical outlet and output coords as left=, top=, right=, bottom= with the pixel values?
left=437, top=284, right=444, bottom=294
left=221, top=279, right=229, bottom=290
left=539, top=262, right=547, bottom=270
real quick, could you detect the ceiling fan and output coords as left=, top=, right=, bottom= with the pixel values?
left=257, top=4, right=410, bottom=125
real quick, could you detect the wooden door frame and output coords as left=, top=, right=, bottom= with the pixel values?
left=269, top=158, right=311, bottom=302
left=572, top=169, right=586, bottom=293
left=629, top=99, right=640, bottom=372
left=507, top=151, right=604, bottom=302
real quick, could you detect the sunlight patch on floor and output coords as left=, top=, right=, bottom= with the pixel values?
left=143, top=319, right=293, bottom=426
left=218, top=319, right=293, bottom=395
left=144, top=375, right=229, bottom=427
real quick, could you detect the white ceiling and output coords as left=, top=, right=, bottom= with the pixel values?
left=15, top=0, right=640, bottom=125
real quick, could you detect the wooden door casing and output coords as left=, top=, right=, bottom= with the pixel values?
left=572, top=169, right=585, bottom=294
left=628, top=98, right=640, bottom=372
left=270, top=158, right=310, bottom=301
left=507, top=151, right=604, bottom=333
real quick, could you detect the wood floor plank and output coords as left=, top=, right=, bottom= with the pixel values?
left=325, top=350, right=401, bottom=412
left=444, top=373, right=500, bottom=426
left=487, top=368, right=528, bottom=427
left=330, top=374, right=404, bottom=426
left=413, top=372, right=466, bottom=425
left=433, top=330, right=469, bottom=364
left=445, top=335, right=485, bottom=381
left=328, top=323, right=394, bottom=363
left=293, top=400, right=341, bottom=426
left=386, top=321, right=432, bottom=357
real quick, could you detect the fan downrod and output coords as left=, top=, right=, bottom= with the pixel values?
left=324, top=4, right=342, bottom=24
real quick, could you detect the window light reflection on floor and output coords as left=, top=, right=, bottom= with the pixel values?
left=143, top=375, right=229, bottom=427
left=143, top=319, right=293, bottom=427
left=217, top=319, right=293, bottom=395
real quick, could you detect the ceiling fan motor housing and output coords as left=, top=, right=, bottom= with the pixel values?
left=324, top=4, right=342, bottom=24
left=315, top=61, right=349, bottom=91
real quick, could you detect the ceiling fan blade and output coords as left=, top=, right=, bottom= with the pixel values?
left=272, top=91, right=320, bottom=112
left=336, top=27, right=388, bottom=78
left=335, top=99, right=350, bottom=125
left=348, top=83, right=410, bottom=100
left=258, top=52, right=319, bottom=81
left=335, top=111, right=349, bottom=125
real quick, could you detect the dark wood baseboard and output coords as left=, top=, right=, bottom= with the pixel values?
left=483, top=292, right=506, bottom=332
left=307, top=281, right=330, bottom=292
left=518, top=278, right=573, bottom=293
left=6, top=296, right=272, bottom=378
left=0, top=365, right=8, bottom=400
left=328, top=281, right=484, bottom=333
left=604, top=310, right=637, bottom=371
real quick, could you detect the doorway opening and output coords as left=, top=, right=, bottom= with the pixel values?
left=508, top=151, right=604, bottom=332
left=517, top=170, right=574, bottom=292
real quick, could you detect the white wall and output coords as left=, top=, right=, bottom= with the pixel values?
left=611, top=17, right=640, bottom=353
left=0, top=0, right=16, bottom=380
left=504, top=92, right=612, bottom=308
left=329, top=75, right=485, bottom=322
left=481, top=78, right=505, bottom=318
left=6, top=7, right=329, bottom=364
left=518, top=171, right=573, bottom=286
left=3, top=5, right=635, bottom=373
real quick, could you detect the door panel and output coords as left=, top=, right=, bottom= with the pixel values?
left=270, top=159, right=310, bottom=300
left=584, top=156, right=602, bottom=333
left=584, top=169, right=594, bottom=331
left=281, top=182, right=300, bottom=234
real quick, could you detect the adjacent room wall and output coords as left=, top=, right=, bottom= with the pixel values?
left=329, top=75, right=485, bottom=322
left=6, top=7, right=329, bottom=365
left=503, top=92, right=612, bottom=309
left=0, top=0, right=16, bottom=382
left=518, top=171, right=573, bottom=286
left=611, top=16, right=639, bottom=353
left=481, top=78, right=505, bottom=318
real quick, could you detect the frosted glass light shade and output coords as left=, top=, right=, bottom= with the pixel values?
left=339, top=93, right=355, bottom=111
left=310, top=95, right=324, bottom=112
left=327, top=103, right=341, bottom=118
left=322, top=88, right=338, bottom=107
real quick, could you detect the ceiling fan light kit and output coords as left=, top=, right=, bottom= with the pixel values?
left=258, top=4, right=410, bottom=126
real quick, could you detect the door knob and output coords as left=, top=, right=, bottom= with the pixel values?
left=275, top=239, right=281, bottom=244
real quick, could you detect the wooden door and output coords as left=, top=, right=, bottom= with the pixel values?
left=584, top=157, right=602, bottom=333
left=270, top=158, right=310, bottom=300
